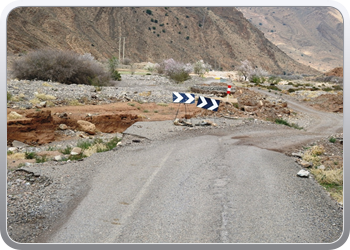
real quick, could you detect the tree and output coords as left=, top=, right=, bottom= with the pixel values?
left=237, top=60, right=254, bottom=81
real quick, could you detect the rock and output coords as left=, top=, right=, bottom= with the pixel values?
left=12, top=140, right=29, bottom=148
left=8, top=147, right=18, bottom=153
left=297, top=170, right=310, bottom=178
left=77, top=120, right=96, bottom=135
left=292, top=152, right=303, bottom=158
left=58, top=124, right=68, bottom=130
left=70, top=147, right=82, bottom=155
left=40, top=101, right=47, bottom=107
left=8, top=111, right=23, bottom=120
left=173, top=118, right=183, bottom=126
left=300, top=160, right=312, bottom=168
left=318, top=165, right=326, bottom=170
left=24, top=162, right=32, bottom=167
left=54, top=155, right=62, bottom=161
left=58, top=112, right=68, bottom=118
left=243, top=106, right=258, bottom=112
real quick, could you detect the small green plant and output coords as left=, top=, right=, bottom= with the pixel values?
left=7, top=92, right=12, bottom=102
left=77, top=140, right=93, bottom=150
left=127, top=103, right=135, bottom=107
left=25, top=151, right=37, bottom=159
left=268, top=76, right=281, bottom=84
left=47, top=146, right=55, bottom=151
left=111, top=70, right=121, bottom=81
left=35, top=155, right=48, bottom=163
left=275, top=118, right=291, bottom=126
left=104, top=137, right=120, bottom=151
left=7, top=151, right=13, bottom=155
left=60, top=145, right=72, bottom=155
left=329, top=137, right=337, bottom=143
left=146, top=9, right=153, bottom=15
left=68, top=154, right=86, bottom=161
left=291, top=123, right=303, bottom=130
left=143, top=110, right=149, bottom=113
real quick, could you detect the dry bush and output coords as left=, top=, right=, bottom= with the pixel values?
left=11, top=49, right=110, bottom=86
left=310, top=145, right=325, bottom=156
left=35, top=93, right=56, bottom=101
left=83, top=143, right=107, bottom=157
left=310, top=169, right=343, bottom=186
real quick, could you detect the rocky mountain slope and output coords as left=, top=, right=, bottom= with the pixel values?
left=7, top=7, right=319, bottom=75
left=237, top=7, right=343, bottom=72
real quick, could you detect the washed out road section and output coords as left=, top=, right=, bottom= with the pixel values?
left=47, top=129, right=343, bottom=243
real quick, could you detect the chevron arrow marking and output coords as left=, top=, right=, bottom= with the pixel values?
left=208, top=99, right=219, bottom=111
left=197, top=96, right=220, bottom=111
left=173, top=92, right=195, bottom=104
left=197, top=96, right=208, bottom=108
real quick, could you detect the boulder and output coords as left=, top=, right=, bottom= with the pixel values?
left=77, top=120, right=96, bottom=135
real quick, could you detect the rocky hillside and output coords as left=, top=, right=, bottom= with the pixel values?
left=237, top=7, right=343, bottom=73
left=7, top=7, right=320, bottom=75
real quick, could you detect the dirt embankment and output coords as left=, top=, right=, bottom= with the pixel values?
left=7, top=102, right=201, bottom=145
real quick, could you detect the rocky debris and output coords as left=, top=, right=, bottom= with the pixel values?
left=309, top=93, right=343, bottom=113
left=77, top=120, right=96, bottom=135
left=190, top=82, right=235, bottom=97
left=173, top=118, right=194, bottom=127
left=195, top=120, right=217, bottom=127
left=325, top=67, right=343, bottom=77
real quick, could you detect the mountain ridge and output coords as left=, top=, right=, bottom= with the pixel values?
left=7, top=7, right=321, bottom=75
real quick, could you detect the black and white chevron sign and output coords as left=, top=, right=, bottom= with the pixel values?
left=197, top=96, right=220, bottom=111
left=172, top=92, right=195, bottom=104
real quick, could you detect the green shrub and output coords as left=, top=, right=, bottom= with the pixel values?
left=25, top=151, right=37, bottom=159
left=146, top=9, right=152, bottom=15
left=7, top=92, right=12, bottom=102
left=108, top=56, right=118, bottom=74
left=333, top=85, right=343, bottom=91
left=268, top=76, right=281, bottom=84
left=251, top=75, right=263, bottom=84
left=35, top=155, right=48, bottom=163
left=267, top=85, right=281, bottom=91
left=77, top=140, right=93, bottom=150
left=60, top=145, right=72, bottom=155
left=12, top=49, right=110, bottom=85
left=111, top=70, right=121, bottom=81
left=329, top=137, right=337, bottom=143
left=322, top=87, right=332, bottom=92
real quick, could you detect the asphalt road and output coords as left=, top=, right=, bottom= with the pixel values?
left=46, top=106, right=343, bottom=243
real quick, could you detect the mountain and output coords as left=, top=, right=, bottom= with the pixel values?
left=7, top=7, right=320, bottom=75
left=237, top=7, right=344, bottom=73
